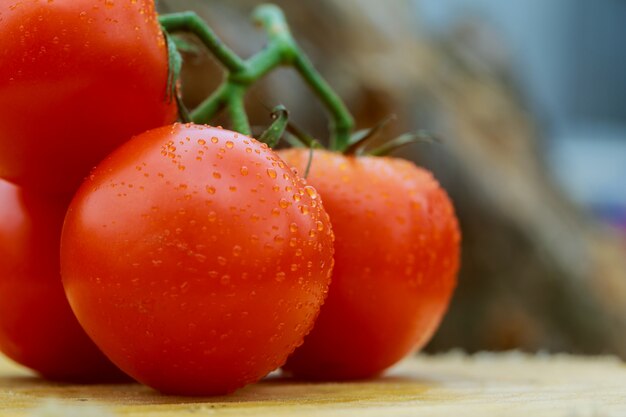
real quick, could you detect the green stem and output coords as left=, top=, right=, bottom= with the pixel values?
left=259, top=105, right=289, bottom=148
left=190, top=83, right=228, bottom=123
left=159, top=12, right=246, bottom=73
left=225, top=84, right=251, bottom=135
left=292, top=53, right=353, bottom=150
left=251, top=4, right=297, bottom=62
left=252, top=5, right=353, bottom=150
left=159, top=5, right=354, bottom=149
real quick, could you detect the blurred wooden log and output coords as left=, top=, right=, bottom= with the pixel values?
left=160, top=0, right=626, bottom=356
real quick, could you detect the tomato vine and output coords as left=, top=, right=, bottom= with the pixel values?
left=159, top=4, right=354, bottom=151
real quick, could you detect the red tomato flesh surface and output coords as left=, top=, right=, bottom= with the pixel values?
left=278, top=149, right=460, bottom=380
left=61, top=124, right=335, bottom=395
left=0, top=0, right=177, bottom=194
left=0, top=180, right=126, bottom=381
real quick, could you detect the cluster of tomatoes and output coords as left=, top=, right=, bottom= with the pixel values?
left=0, top=0, right=460, bottom=396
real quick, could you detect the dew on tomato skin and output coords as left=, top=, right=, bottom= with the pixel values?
left=299, top=205, right=309, bottom=215
left=304, top=186, right=318, bottom=200
left=212, top=172, right=221, bottom=179
left=278, top=198, right=290, bottom=209
left=266, top=168, right=277, bottom=179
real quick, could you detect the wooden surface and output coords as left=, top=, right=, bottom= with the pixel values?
left=0, top=352, right=625, bottom=416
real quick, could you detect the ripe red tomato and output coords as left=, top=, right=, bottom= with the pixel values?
left=0, top=180, right=125, bottom=381
left=0, top=0, right=177, bottom=194
left=278, top=149, right=460, bottom=380
left=61, top=124, right=335, bottom=395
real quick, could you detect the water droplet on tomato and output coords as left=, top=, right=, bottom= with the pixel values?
left=266, top=169, right=277, bottom=179
left=304, top=186, right=318, bottom=199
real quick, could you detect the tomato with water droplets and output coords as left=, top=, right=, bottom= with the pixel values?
left=0, top=0, right=177, bottom=194
left=60, top=124, right=335, bottom=395
left=0, top=180, right=125, bottom=382
left=278, top=149, right=460, bottom=380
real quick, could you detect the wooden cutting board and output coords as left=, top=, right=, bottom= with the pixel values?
left=0, top=351, right=625, bottom=416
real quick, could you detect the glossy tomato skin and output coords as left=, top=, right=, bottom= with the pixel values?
left=279, top=149, right=460, bottom=380
left=0, top=0, right=177, bottom=194
left=0, top=180, right=126, bottom=381
left=61, top=124, right=334, bottom=395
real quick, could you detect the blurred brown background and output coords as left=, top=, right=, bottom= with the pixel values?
left=160, top=0, right=626, bottom=357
